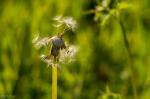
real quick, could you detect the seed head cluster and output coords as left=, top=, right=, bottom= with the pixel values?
left=33, top=16, right=78, bottom=67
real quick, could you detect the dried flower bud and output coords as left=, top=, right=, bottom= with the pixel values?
left=50, top=36, right=66, bottom=57
left=51, top=36, right=66, bottom=49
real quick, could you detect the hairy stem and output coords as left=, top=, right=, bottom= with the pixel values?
left=119, top=19, right=138, bottom=99
left=52, top=63, right=57, bottom=99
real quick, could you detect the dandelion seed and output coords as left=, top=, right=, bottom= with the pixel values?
left=32, top=33, right=40, bottom=44
left=40, top=54, right=53, bottom=66
left=61, top=17, right=77, bottom=31
left=33, top=36, right=52, bottom=49
left=53, top=16, right=77, bottom=32
left=53, top=24, right=63, bottom=28
left=59, top=45, right=78, bottom=63
left=53, top=15, right=62, bottom=21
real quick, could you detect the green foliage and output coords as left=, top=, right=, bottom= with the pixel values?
left=98, top=86, right=122, bottom=99
left=0, top=0, right=150, bottom=99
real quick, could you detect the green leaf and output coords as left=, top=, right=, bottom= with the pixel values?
left=117, top=2, right=133, bottom=11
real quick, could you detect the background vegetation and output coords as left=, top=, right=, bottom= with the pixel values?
left=0, top=0, right=150, bottom=99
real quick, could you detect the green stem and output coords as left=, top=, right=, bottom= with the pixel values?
left=119, top=19, right=138, bottom=99
left=52, top=63, right=57, bottom=99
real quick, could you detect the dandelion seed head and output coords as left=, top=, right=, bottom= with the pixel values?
left=33, top=16, right=78, bottom=67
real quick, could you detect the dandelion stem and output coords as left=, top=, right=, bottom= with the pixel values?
left=52, top=63, right=57, bottom=99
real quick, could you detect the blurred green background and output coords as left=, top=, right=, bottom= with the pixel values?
left=0, top=0, right=150, bottom=99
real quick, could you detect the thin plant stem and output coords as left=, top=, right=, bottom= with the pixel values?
left=59, top=26, right=69, bottom=37
left=52, top=63, right=57, bottom=99
left=119, top=19, right=138, bottom=99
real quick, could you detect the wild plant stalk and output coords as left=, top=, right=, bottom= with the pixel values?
left=52, top=63, right=57, bottom=99
left=119, top=19, right=138, bottom=99
left=85, top=1, right=137, bottom=98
